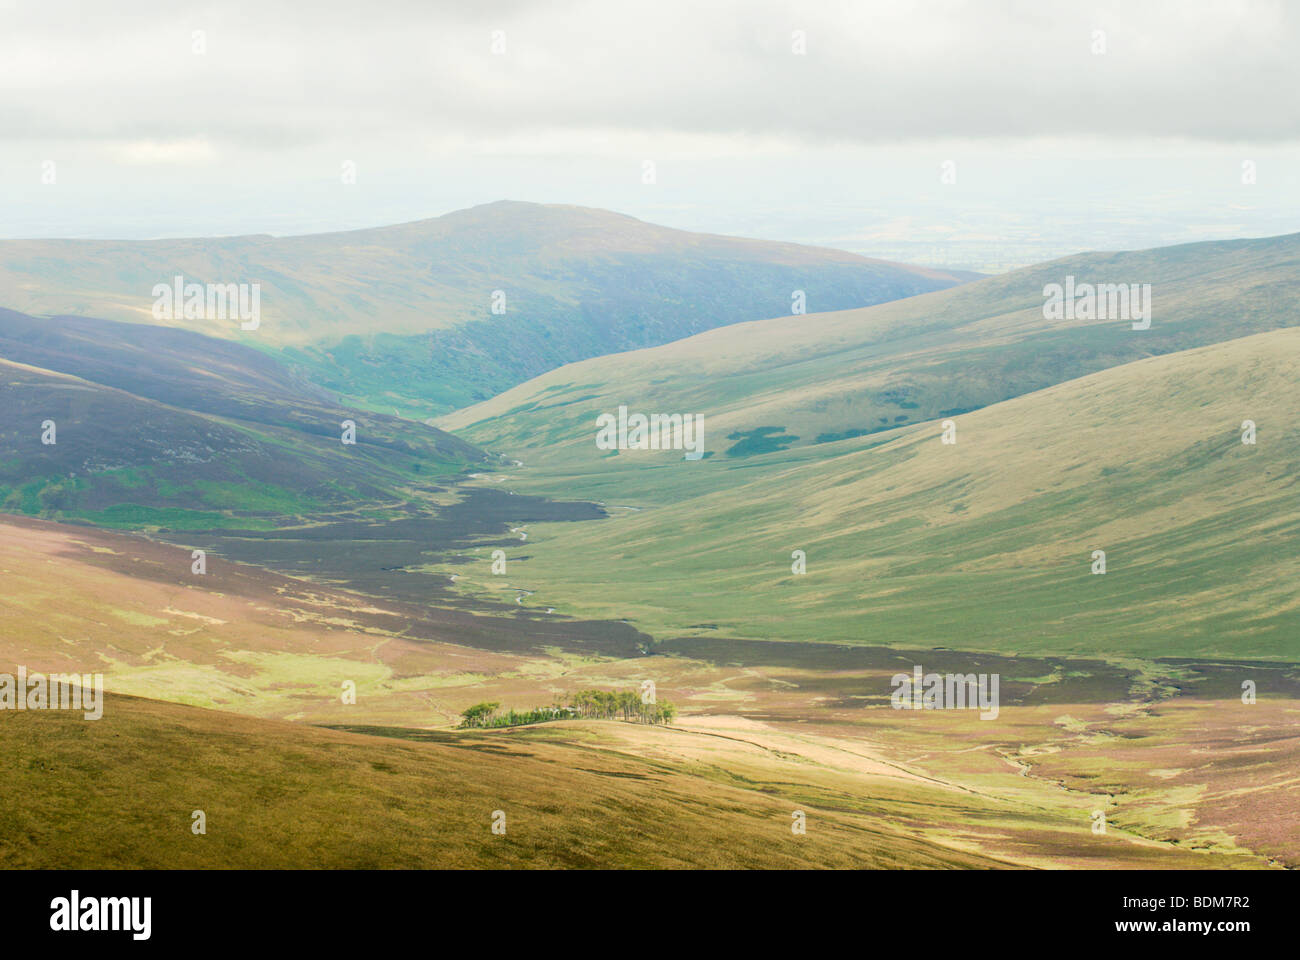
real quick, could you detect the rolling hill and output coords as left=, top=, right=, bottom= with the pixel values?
left=441, top=231, right=1300, bottom=463
left=432, top=326, right=1300, bottom=660
left=0, top=309, right=486, bottom=530
left=0, top=201, right=974, bottom=416
left=4, top=223, right=1296, bottom=870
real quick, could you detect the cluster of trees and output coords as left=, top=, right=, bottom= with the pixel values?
left=566, top=689, right=676, bottom=725
left=459, top=701, right=570, bottom=729
left=459, top=689, right=677, bottom=730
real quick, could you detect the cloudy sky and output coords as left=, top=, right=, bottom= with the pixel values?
left=3, top=0, right=1299, bottom=269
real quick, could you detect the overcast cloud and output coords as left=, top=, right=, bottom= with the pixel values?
left=4, top=0, right=1298, bottom=145
left=2, top=0, right=1298, bottom=265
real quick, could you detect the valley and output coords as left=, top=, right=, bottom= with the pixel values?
left=2, top=213, right=1297, bottom=871
left=436, top=248, right=1300, bottom=660
left=3, top=512, right=1295, bottom=868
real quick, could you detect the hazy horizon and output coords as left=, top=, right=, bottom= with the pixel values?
left=5, top=0, right=1300, bottom=271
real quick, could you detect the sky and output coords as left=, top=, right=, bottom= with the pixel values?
left=3, top=0, right=1299, bottom=270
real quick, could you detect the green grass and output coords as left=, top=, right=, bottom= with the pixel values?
left=0, top=202, right=968, bottom=416
left=441, top=230, right=1300, bottom=466
left=435, top=329, right=1300, bottom=661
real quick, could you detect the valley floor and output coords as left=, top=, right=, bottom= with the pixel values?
left=1, top=516, right=1294, bottom=869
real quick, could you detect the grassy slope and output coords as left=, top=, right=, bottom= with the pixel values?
left=441, top=231, right=1300, bottom=458
left=435, top=328, right=1300, bottom=659
left=0, top=201, right=971, bottom=416
left=1, top=694, right=1007, bottom=869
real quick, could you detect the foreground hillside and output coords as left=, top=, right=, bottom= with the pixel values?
left=0, top=202, right=972, bottom=415
left=437, top=328, right=1300, bottom=659
left=1, top=693, right=1007, bottom=869
left=443, top=231, right=1300, bottom=461
left=4, top=514, right=1280, bottom=869
left=11, top=690, right=1273, bottom=869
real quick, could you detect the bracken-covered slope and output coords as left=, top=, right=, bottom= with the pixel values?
left=0, top=201, right=973, bottom=415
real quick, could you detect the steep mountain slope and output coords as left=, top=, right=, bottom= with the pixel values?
left=435, top=327, right=1300, bottom=660
left=0, top=201, right=973, bottom=415
left=442, top=231, right=1300, bottom=462
left=0, top=310, right=486, bottom=529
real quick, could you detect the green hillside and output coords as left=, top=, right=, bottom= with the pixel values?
left=434, top=327, right=1300, bottom=660
left=0, top=202, right=971, bottom=416
left=442, top=231, right=1300, bottom=463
